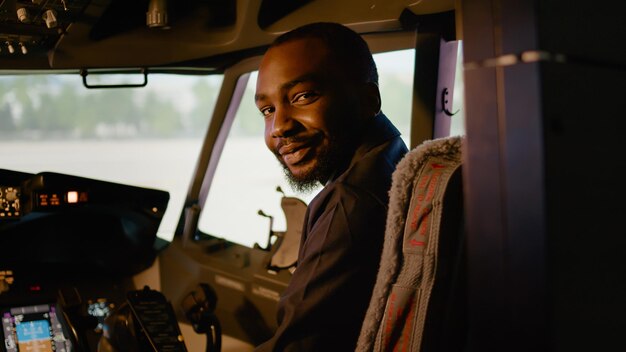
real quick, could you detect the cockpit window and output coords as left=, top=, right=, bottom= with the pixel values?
left=198, top=49, right=427, bottom=248
left=0, top=73, right=223, bottom=242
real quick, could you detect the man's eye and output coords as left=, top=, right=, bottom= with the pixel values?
left=260, top=107, right=274, bottom=117
left=292, top=92, right=318, bottom=104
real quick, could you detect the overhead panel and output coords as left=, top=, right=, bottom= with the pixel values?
left=0, top=0, right=89, bottom=59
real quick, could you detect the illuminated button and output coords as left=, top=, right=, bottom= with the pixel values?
left=67, top=191, right=78, bottom=204
left=5, top=187, right=17, bottom=201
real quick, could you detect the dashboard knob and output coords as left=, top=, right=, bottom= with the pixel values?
left=43, top=9, right=58, bottom=28
left=17, top=8, right=31, bottom=23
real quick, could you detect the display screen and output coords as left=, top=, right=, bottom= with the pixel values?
left=1, top=304, right=72, bottom=352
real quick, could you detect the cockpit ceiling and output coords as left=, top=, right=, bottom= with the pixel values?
left=0, top=0, right=454, bottom=71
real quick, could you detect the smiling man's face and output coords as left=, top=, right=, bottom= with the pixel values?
left=255, top=37, right=362, bottom=191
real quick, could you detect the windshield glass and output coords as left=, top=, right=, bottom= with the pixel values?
left=0, top=73, right=223, bottom=242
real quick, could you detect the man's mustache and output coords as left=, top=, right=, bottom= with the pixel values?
left=274, top=133, right=321, bottom=154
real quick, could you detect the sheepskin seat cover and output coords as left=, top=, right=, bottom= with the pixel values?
left=356, top=136, right=464, bottom=352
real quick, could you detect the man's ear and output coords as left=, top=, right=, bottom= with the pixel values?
left=360, top=82, right=381, bottom=117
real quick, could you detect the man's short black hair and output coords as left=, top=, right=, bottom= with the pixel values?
left=271, top=22, right=379, bottom=85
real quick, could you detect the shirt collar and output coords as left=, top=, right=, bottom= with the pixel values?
left=324, top=112, right=401, bottom=185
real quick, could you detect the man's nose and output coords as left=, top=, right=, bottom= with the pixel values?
left=271, top=105, right=298, bottom=138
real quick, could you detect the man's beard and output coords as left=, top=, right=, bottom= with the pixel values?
left=277, top=135, right=352, bottom=194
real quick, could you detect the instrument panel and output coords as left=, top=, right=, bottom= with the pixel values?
left=1, top=303, right=73, bottom=352
left=0, top=168, right=171, bottom=351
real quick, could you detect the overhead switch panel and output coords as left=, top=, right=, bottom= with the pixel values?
left=0, top=0, right=89, bottom=58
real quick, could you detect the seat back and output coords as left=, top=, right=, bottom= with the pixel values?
left=357, top=136, right=466, bottom=351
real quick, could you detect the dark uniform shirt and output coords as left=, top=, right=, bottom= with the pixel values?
left=256, top=113, right=408, bottom=351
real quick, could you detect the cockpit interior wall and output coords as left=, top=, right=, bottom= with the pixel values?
left=90, top=0, right=237, bottom=41
left=461, top=0, right=626, bottom=350
left=158, top=192, right=306, bottom=345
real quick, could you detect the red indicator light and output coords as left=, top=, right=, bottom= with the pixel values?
left=39, top=194, right=49, bottom=206
left=50, top=194, right=60, bottom=206
left=29, top=285, right=41, bottom=291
